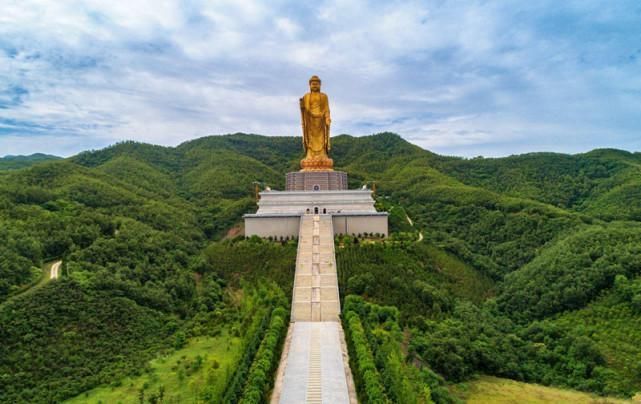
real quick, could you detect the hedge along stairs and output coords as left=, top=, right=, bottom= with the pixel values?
left=272, top=214, right=357, bottom=403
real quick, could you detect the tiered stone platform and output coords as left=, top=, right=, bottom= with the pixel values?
left=271, top=214, right=356, bottom=404
left=243, top=188, right=388, bottom=239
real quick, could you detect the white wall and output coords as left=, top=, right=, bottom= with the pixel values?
left=244, top=214, right=388, bottom=238
left=244, top=216, right=300, bottom=238
left=332, top=215, right=388, bottom=237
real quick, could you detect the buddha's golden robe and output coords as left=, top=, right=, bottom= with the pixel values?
left=301, top=91, right=330, bottom=159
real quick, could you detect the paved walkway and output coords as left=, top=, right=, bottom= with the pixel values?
left=272, top=215, right=356, bottom=404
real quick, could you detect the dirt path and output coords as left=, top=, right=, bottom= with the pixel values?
left=50, top=260, right=62, bottom=280
left=405, top=213, right=424, bottom=242
left=405, top=214, right=413, bottom=226
left=1, top=260, right=62, bottom=307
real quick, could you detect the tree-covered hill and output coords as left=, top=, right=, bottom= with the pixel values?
left=0, top=132, right=640, bottom=402
left=428, top=148, right=641, bottom=220
left=0, top=153, right=61, bottom=170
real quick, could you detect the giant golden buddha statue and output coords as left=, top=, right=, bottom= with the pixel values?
left=299, top=75, right=333, bottom=171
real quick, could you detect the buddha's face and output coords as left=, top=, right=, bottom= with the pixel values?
left=310, top=80, right=321, bottom=92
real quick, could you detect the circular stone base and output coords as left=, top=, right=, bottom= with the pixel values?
left=286, top=170, right=348, bottom=191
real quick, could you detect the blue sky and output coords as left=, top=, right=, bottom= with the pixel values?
left=1, top=0, right=640, bottom=157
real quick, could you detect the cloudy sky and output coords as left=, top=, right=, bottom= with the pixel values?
left=1, top=0, right=640, bottom=157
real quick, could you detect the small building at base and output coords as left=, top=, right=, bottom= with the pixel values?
left=244, top=172, right=388, bottom=238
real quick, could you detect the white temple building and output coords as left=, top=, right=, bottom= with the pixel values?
left=244, top=187, right=388, bottom=238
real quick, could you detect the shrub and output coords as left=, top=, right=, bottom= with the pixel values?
left=344, top=311, right=389, bottom=403
left=221, top=310, right=272, bottom=403
left=240, top=307, right=288, bottom=403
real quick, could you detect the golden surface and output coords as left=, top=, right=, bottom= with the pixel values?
left=300, top=75, right=333, bottom=171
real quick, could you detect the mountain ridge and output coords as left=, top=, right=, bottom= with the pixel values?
left=0, top=153, right=61, bottom=170
left=1, top=132, right=640, bottom=402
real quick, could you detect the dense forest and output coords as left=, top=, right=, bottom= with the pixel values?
left=0, top=132, right=640, bottom=402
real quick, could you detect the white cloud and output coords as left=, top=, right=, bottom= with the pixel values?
left=0, top=0, right=640, bottom=157
left=275, top=17, right=300, bottom=38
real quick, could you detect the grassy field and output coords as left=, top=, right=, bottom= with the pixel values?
left=451, top=376, right=636, bottom=404
left=65, top=332, right=242, bottom=404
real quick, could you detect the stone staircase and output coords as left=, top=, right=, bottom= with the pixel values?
left=271, top=215, right=356, bottom=404
left=291, top=215, right=341, bottom=322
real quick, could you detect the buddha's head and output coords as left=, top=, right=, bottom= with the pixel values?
left=309, top=75, right=321, bottom=92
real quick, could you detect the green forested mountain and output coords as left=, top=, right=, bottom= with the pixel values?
left=0, top=153, right=61, bottom=170
left=427, top=149, right=641, bottom=220
left=0, top=133, right=640, bottom=403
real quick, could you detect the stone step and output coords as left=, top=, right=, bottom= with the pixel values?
left=308, top=327, right=320, bottom=371
left=272, top=214, right=356, bottom=404
left=291, top=215, right=340, bottom=322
